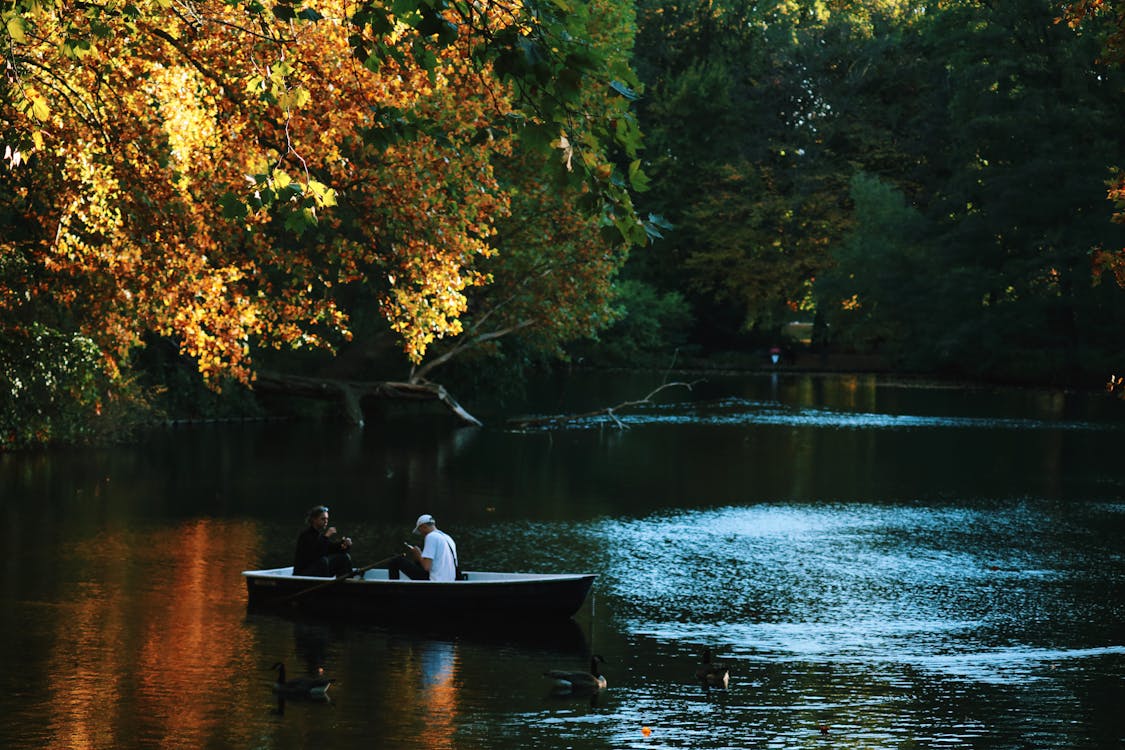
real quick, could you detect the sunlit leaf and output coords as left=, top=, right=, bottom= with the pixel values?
left=6, top=15, right=27, bottom=44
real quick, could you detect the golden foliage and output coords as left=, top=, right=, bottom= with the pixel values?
left=2, top=0, right=524, bottom=378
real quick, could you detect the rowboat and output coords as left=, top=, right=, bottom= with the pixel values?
left=242, top=566, right=597, bottom=620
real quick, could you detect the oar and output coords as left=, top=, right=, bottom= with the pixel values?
left=277, top=555, right=400, bottom=605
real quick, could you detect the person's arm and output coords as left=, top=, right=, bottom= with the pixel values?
left=404, top=543, right=430, bottom=571
left=418, top=535, right=438, bottom=573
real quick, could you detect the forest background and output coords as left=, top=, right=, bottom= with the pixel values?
left=3, top=0, right=1125, bottom=448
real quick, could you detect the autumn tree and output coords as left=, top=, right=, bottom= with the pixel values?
left=406, top=0, right=644, bottom=382
left=0, top=0, right=648, bottom=443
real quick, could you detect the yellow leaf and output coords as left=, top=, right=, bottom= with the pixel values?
left=27, top=90, right=49, bottom=121
left=277, top=88, right=311, bottom=111
left=244, top=75, right=265, bottom=95
left=6, top=15, right=27, bottom=44
left=307, top=180, right=337, bottom=207
left=291, top=86, right=311, bottom=109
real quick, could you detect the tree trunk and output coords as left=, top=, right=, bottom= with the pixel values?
left=253, top=372, right=482, bottom=427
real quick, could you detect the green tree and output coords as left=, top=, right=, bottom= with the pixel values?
left=630, top=0, right=925, bottom=349
left=574, top=278, right=692, bottom=366
left=815, top=172, right=929, bottom=357
left=915, top=0, right=1125, bottom=380
left=812, top=0, right=1125, bottom=382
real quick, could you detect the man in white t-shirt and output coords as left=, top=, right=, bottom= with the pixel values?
left=388, top=513, right=460, bottom=581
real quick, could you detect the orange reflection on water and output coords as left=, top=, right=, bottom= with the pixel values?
left=416, top=640, right=458, bottom=750
left=42, top=532, right=132, bottom=750
left=43, top=519, right=260, bottom=749
left=375, top=638, right=461, bottom=749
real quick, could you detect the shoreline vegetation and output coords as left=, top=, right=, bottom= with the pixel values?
left=144, top=351, right=1120, bottom=433
left=5, top=337, right=1121, bottom=453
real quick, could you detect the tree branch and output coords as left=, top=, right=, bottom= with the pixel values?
left=507, top=379, right=703, bottom=430
left=409, top=319, right=534, bottom=383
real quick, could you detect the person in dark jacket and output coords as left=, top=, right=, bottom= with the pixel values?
left=293, top=505, right=353, bottom=576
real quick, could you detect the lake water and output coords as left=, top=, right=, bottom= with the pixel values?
left=1, top=372, right=1124, bottom=749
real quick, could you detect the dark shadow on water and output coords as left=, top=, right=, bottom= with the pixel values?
left=293, top=619, right=332, bottom=675
left=245, top=606, right=591, bottom=657
left=544, top=688, right=610, bottom=709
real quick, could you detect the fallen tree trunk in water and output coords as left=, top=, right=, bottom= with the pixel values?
left=253, top=372, right=482, bottom=427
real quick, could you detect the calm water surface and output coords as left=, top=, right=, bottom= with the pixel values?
left=1, top=373, right=1124, bottom=749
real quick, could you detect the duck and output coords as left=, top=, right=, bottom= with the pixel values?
left=695, top=648, right=730, bottom=689
left=544, top=654, right=607, bottom=693
left=271, top=662, right=333, bottom=699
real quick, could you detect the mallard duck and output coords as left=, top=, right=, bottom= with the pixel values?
left=271, top=662, right=333, bottom=699
left=695, top=648, right=729, bottom=689
left=544, top=654, right=607, bottom=693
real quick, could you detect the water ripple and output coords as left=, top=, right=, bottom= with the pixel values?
left=513, top=398, right=1119, bottom=432
left=589, top=503, right=1125, bottom=690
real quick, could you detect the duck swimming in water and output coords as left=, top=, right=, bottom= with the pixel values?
left=544, top=654, right=607, bottom=694
left=695, top=648, right=730, bottom=689
left=271, top=662, right=333, bottom=699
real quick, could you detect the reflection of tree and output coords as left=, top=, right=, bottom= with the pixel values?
left=413, top=639, right=458, bottom=750
left=43, top=519, right=259, bottom=748
left=42, top=545, right=132, bottom=748
left=359, top=425, right=482, bottom=517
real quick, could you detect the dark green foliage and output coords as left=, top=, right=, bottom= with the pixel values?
left=0, top=323, right=126, bottom=448
left=878, top=0, right=1125, bottom=384
left=130, top=335, right=263, bottom=421
left=816, top=172, right=928, bottom=357
left=629, top=0, right=863, bottom=345
left=628, top=0, right=1125, bottom=385
left=574, top=279, right=693, bottom=366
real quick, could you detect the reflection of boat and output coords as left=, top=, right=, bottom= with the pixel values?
left=242, top=567, right=596, bottom=620
left=246, top=603, right=591, bottom=657
left=407, top=614, right=590, bottom=655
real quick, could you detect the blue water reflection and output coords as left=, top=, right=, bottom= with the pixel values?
left=579, top=500, right=1125, bottom=749
left=516, top=396, right=1123, bottom=432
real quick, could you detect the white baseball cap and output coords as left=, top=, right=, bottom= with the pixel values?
left=413, top=514, right=436, bottom=533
